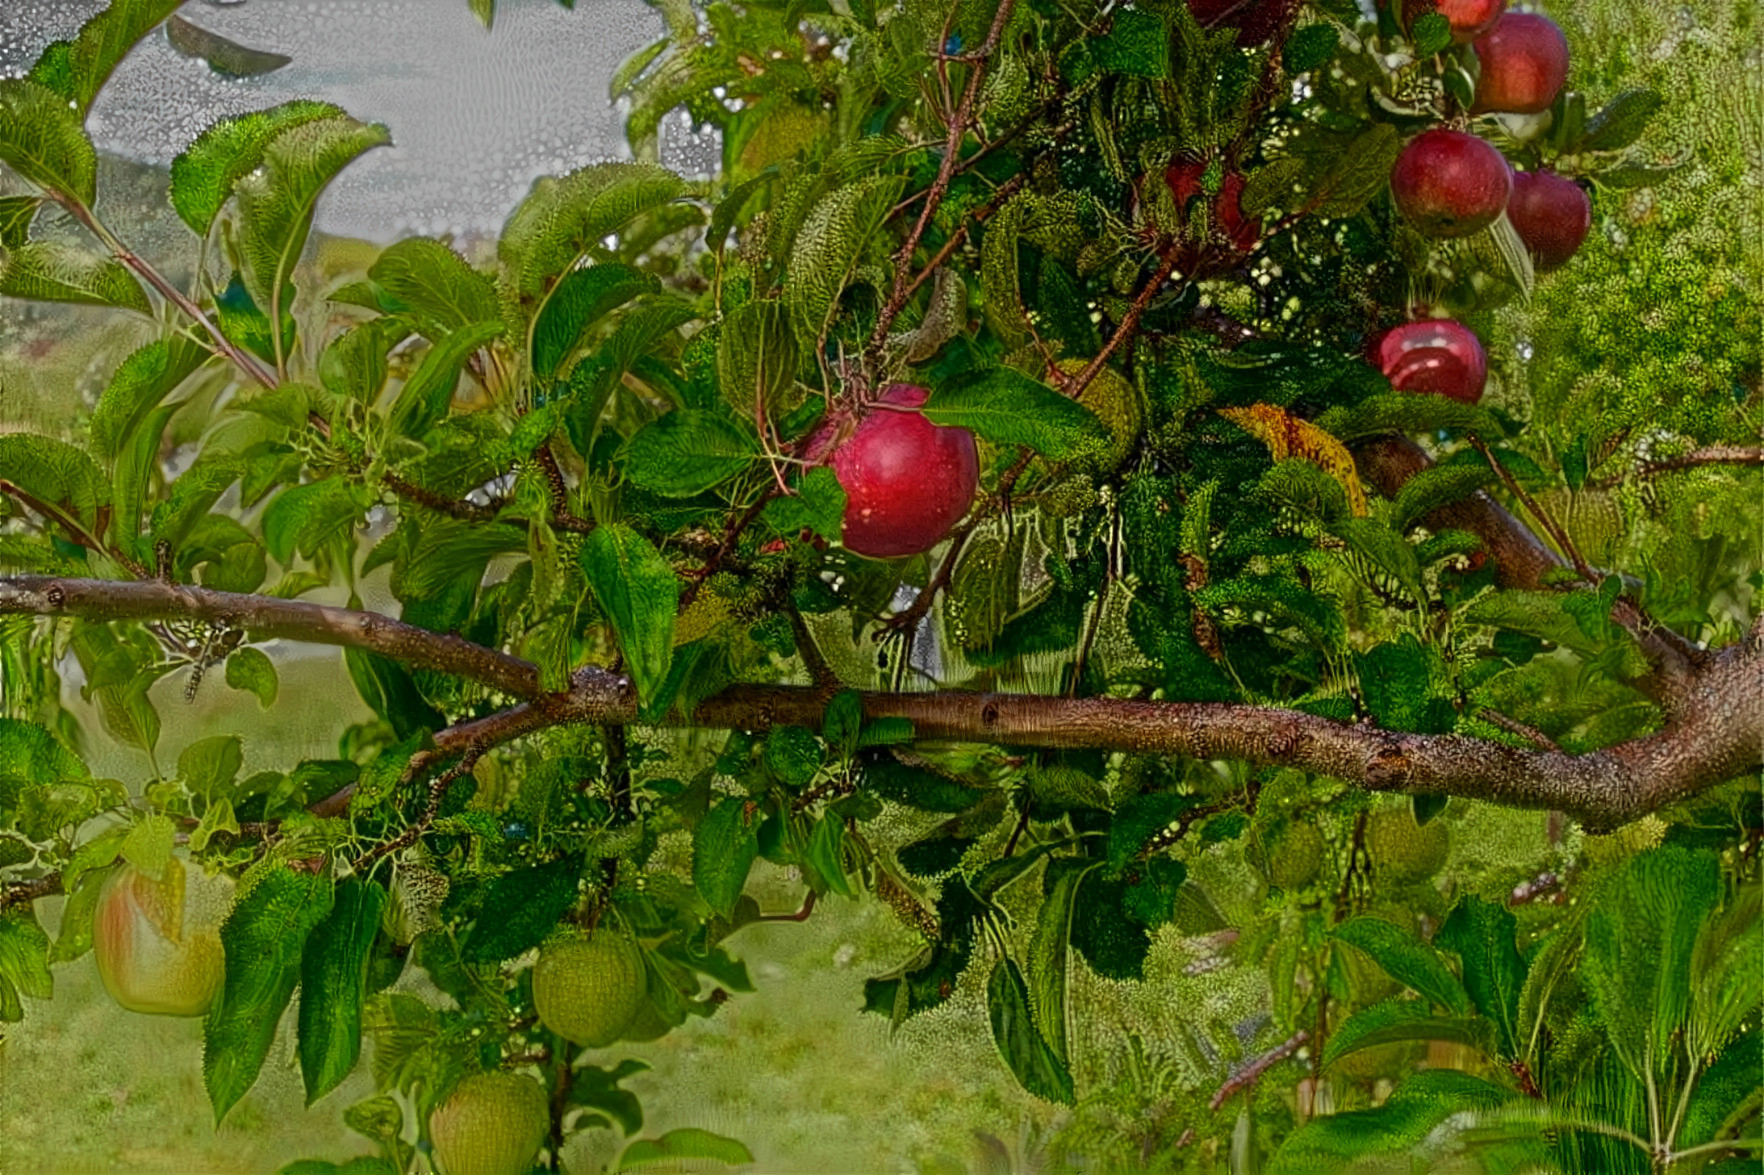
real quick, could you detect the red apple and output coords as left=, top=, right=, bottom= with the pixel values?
left=824, top=384, right=978, bottom=559
left=1186, top=0, right=1300, bottom=46
left=1403, top=0, right=1506, bottom=43
left=1507, top=170, right=1591, bottom=272
left=1165, top=161, right=1262, bottom=269
left=93, top=857, right=233, bottom=1016
left=1390, top=129, right=1512, bottom=239
left=1375, top=319, right=1489, bottom=404
left=1472, top=13, right=1570, bottom=115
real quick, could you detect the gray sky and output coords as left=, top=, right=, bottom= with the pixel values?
left=2, top=0, right=677, bottom=240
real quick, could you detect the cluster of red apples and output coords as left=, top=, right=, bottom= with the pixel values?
left=1381, top=0, right=1592, bottom=405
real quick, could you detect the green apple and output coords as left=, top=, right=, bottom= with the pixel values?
left=93, top=856, right=232, bottom=1017
left=429, top=1071, right=549, bottom=1175
left=532, top=930, right=647, bottom=1048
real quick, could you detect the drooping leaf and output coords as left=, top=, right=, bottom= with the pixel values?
left=1219, top=404, right=1368, bottom=516
left=0, top=242, right=150, bottom=314
left=531, top=263, right=656, bottom=380
left=0, top=433, right=112, bottom=534
left=386, top=321, right=504, bottom=438
left=1390, top=462, right=1498, bottom=531
left=1297, top=123, right=1401, bottom=219
left=28, top=0, right=183, bottom=114
left=298, top=878, right=387, bottom=1105
left=1027, top=859, right=1094, bottom=1064
left=205, top=867, right=336, bottom=1123
left=262, top=479, right=371, bottom=566
left=693, top=796, right=760, bottom=920
left=578, top=524, right=679, bottom=710
left=0, top=196, right=40, bottom=248
left=0, top=78, right=98, bottom=205
left=716, top=299, right=798, bottom=415
left=224, top=647, right=279, bottom=708
left=924, top=367, right=1105, bottom=461
left=1335, top=917, right=1470, bottom=1015
left=622, top=411, right=759, bottom=497
left=0, top=910, right=54, bottom=1010
left=500, top=162, right=685, bottom=298
left=1578, top=88, right=1665, bottom=153
left=763, top=467, right=846, bottom=544
left=782, top=173, right=904, bottom=346
left=1434, top=894, right=1529, bottom=1060
left=170, top=100, right=345, bottom=235
left=90, top=338, right=210, bottom=459
left=987, top=958, right=1075, bottom=1104
left=1322, top=998, right=1493, bottom=1068
left=235, top=115, right=392, bottom=314
left=366, top=236, right=500, bottom=337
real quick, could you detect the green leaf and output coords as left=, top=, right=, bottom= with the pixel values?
left=164, top=14, right=293, bottom=78
left=622, top=410, right=759, bottom=498
left=763, top=467, right=846, bottom=543
left=1391, top=462, right=1498, bottom=531
left=91, top=338, right=210, bottom=460
left=579, top=524, right=679, bottom=710
left=0, top=433, right=111, bottom=534
left=0, top=242, right=149, bottom=313
left=1335, top=917, right=1470, bottom=1015
left=0, top=78, right=98, bottom=205
left=460, top=854, right=586, bottom=963
left=1299, top=123, right=1401, bottom=219
left=1408, top=12, right=1452, bottom=57
left=821, top=690, right=863, bottom=758
left=1093, top=9, right=1169, bottom=78
left=27, top=0, right=183, bottom=114
left=782, top=173, right=904, bottom=345
left=693, top=795, right=759, bottom=920
left=1284, top=24, right=1340, bottom=73
left=1319, top=391, right=1501, bottom=442
left=262, top=479, right=370, bottom=566
left=386, top=321, right=504, bottom=438
left=987, top=958, right=1075, bottom=1104
left=0, top=196, right=40, bottom=249
left=225, top=647, right=279, bottom=708
left=298, top=878, right=386, bottom=1105
left=1578, top=88, right=1665, bottom=153
left=205, top=867, right=335, bottom=1122
left=0, top=717, right=88, bottom=784
left=1581, top=846, right=1720, bottom=1080
left=178, top=735, right=244, bottom=797
left=1434, top=894, right=1528, bottom=1059
left=1322, top=998, right=1493, bottom=1068
left=923, top=368, right=1104, bottom=461
left=366, top=237, right=500, bottom=337
left=531, top=263, right=655, bottom=379
left=0, top=908, right=54, bottom=1007
left=568, top=1058, right=648, bottom=1137
left=49, top=865, right=106, bottom=963
left=394, top=520, right=525, bottom=601
left=215, top=271, right=296, bottom=366
left=1268, top=1070, right=1514, bottom=1174
left=236, top=115, right=391, bottom=314
left=500, top=162, right=685, bottom=298
left=1689, top=884, right=1761, bottom=1060
left=617, top=1128, right=755, bottom=1171
left=1027, top=860, right=1094, bottom=1063
left=716, top=299, right=799, bottom=415
left=805, top=813, right=855, bottom=897
left=319, top=320, right=393, bottom=406
left=170, top=100, right=346, bottom=236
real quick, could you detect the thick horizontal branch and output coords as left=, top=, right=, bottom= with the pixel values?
left=5, top=575, right=1757, bottom=831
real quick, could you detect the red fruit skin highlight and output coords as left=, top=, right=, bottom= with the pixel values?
left=1507, top=170, right=1591, bottom=272
left=1403, top=0, right=1507, bottom=44
left=829, top=384, right=979, bottom=558
left=1472, top=13, right=1570, bottom=114
left=1375, top=319, right=1489, bottom=405
left=1390, top=129, right=1513, bottom=239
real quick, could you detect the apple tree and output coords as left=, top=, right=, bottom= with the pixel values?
left=0, top=0, right=1758, bottom=1170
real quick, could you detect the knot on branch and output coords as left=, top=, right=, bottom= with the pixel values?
left=44, top=582, right=66, bottom=609
left=1364, top=743, right=1412, bottom=789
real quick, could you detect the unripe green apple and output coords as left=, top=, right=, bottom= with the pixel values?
left=1366, top=807, right=1451, bottom=884
left=532, top=930, right=647, bottom=1048
left=429, top=1071, right=549, bottom=1175
left=93, top=856, right=232, bottom=1017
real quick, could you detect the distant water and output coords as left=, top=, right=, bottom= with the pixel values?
left=0, top=0, right=709, bottom=241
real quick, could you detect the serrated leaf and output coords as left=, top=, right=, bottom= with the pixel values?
left=693, top=796, right=759, bottom=920
left=924, top=367, right=1104, bottom=461
left=0, top=78, right=98, bottom=205
left=782, top=174, right=904, bottom=346
left=500, top=162, right=685, bottom=298
left=1322, top=999, right=1492, bottom=1068
left=1578, top=88, right=1665, bottom=153
left=622, top=410, right=759, bottom=498
left=716, top=299, right=798, bottom=415
left=579, top=524, right=678, bottom=710
left=395, top=520, right=524, bottom=601
left=1241, top=158, right=1307, bottom=217
left=365, top=237, right=498, bottom=337
left=1027, top=860, right=1093, bottom=1064
left=460, top=854, right=585, bottom=963
left=987, top=957, right=1076, bottom=1104
left=1391, top=462, right=1498, bottom=530
left=1301, top=123, right=1400, bottom=219
left=1335, top=917, right=1469, bottom=1014
left=386, top=321, right=503, bottom=439
left=235, top=115, right=391, bottom=314
left=0, top=910, right=54, bottom=1006
left=617, top=1128, right=755, bottom=1172
left=1319, top=391, right=1500, bottom=442
left=1409, top=12, right=1451, bottom=57
left=170, top=100, right=346, bottom=235
left=0, top=433, right=112, bottom=534
left=205, top=867, right=335, bottom=1122
left=763, top=466, right=846, bottom=543
left=27, top=0, right=182, bottom=114
left=262, top=479, right=369, bottom=566
left=0, top=196, right=40, bottom=249
left=531, top=263, right=655, bottom=380
left=1284, top=24, right=1340, bottom=73
left=90, top=338, right=209, bottom=459
left=298, top=878, right=386, bottom=1105
left=224, top=647, right=279, bottom=708
left=0, top=242, right=149, bottom=314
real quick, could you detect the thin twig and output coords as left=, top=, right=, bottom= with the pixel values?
left=1595, top=445, right=1764, bottom=487
left=1467, top=433, right=1595, bottom=583
left=754, top=891, right=818, bottom=922
left=1209, top=1030, right=1310, bottom=1112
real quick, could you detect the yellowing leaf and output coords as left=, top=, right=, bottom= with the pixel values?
left=1219, top=404, right=1368, bottom=516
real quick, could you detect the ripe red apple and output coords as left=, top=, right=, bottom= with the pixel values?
left=1507, top=170, right=1591, bottom=272
left=1402, top=0, right=1506, bottom=44
left=1166, top=161, right=1262, bottom=263
left=93, top=857, right=233, bottom=1016
left=1390, top=129, right=1512, bottom=239
left=1374, top=319, right=1488, bottom=404
left=1186, top=0, right=1300, bottom=46
left=824, top=384, right=979, bottom=559
left=1471, top=13, right=1570, bottom=115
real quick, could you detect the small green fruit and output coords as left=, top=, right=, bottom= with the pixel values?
left=1366, top=807, right=1450, bottom=884
left=429, top=1071, right=549, bottom=1175
left=93, top=856, right=232, bottom=1016
left=1250, top=819, right=1326, bottom=890
left=532, top=930, right=647, bottom=1047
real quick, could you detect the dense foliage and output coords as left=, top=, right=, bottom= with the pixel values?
left=0, top=0, right=1757, bottom=1171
